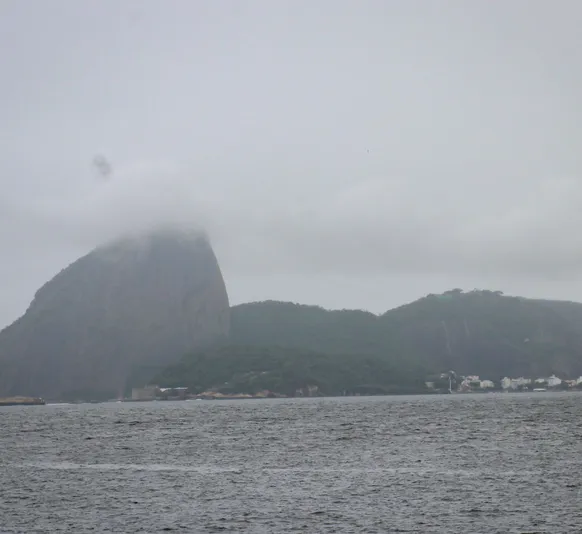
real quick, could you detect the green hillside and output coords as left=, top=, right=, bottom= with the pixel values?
left=153, top=344, right=426, bottom=397
left=229, top=301, right=383, bottom=354
left=227, top=290, right=582, bottom=381
left=380, top=290, right=582, bottom=379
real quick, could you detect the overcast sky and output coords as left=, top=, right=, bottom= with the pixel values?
left=1, top=0, right=581, bottom=328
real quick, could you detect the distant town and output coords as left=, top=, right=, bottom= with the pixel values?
left=126, top=373, right=582, bottom=402
left=4, top=374, right=582, bottom=407
left=425, top=371, right=582, bottom=393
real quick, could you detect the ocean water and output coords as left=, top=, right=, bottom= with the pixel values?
left=1, top=393, right=581, bottom=533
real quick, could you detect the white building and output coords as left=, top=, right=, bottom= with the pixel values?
left=459, top=375, right=482, bottom=391
left=501, top=377, right=531, bottom=390
left=511, top=377, right=531, bottom=389
left=480, top=380, right=495, bottom=389
left=547, top=375, right=562, bottom=388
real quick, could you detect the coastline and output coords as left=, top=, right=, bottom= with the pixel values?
left=0, top=397, right=45, bottom=407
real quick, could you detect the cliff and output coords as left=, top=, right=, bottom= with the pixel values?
left=0, top=230, right=230, bottom=400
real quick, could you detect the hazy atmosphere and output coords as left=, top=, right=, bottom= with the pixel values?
left=1, top=0, right=581, bottom=328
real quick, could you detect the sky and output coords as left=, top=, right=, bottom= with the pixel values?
left=1, top=0, right=581, bottom=328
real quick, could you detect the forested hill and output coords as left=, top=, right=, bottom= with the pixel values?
left=229, top=301, right=382, bottom=355
left=154, top=345, right=425, bottom=397
left=229, top=291, right=582, bottom=380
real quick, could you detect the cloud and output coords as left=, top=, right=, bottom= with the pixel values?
left=252, top=174, right=582, bottom=279
left=6, top=161, right=582, bottom=282
left=1, top=0, right=582, bottom=327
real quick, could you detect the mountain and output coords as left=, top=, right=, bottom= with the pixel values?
left=228, top=291, right=582, bottom=381
left=0, top=230, right=230, bottom=400
left=380, top=290, right=582, bottom=379
left=4, top=238, right=582, bottom=401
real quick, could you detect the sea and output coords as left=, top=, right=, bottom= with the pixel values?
left=1, top=392, right=581, bottom=533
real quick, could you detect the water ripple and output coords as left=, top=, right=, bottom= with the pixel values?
left=1, top=393, right=581, bottom=533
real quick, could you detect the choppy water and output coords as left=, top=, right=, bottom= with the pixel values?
left=1, top=393, right=582, bottom=533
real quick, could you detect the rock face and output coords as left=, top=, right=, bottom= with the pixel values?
left=0, top=230, right=230, bottom=400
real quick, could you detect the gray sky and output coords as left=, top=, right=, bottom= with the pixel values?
left=1, top=0, right=581, bottom=328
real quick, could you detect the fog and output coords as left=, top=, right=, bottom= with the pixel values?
left=1, top=0, right=581, bottom=327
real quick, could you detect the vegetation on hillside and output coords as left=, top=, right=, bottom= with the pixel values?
left=380, top=289, right=582, bottom=379
left=154, top=345, right=427, bottom=396
left=227, top=290, right=582, bottom=382
left=156, top=290, right=582, bottom=397
left=230, top=301, right=384, bottom=354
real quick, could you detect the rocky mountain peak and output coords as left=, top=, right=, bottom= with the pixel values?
left=0, top=229, right=230, bottom=400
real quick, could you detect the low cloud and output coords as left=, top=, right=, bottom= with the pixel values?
left=6, top=163, right=582, bottom=281
left=1, top=0, right=581, bottom=326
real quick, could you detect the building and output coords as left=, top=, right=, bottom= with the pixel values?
left=459, top=375, right=482, bottom=391
left=534, top=376, right=563, bottom=387
left=158, top=387, right=188, bottom=399
left=547, top=375, right=562, bottom=388
left=501, top=377, right=531, bottom=390
left=131, top=385, right=158, bottom=401
left=480, top=380, right=495, bottom=389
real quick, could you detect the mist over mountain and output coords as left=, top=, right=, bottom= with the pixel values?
left=0, top=230, right=230, bottom=400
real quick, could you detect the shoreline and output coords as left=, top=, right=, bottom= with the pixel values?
left=0, top=397, right=46, bottom=407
